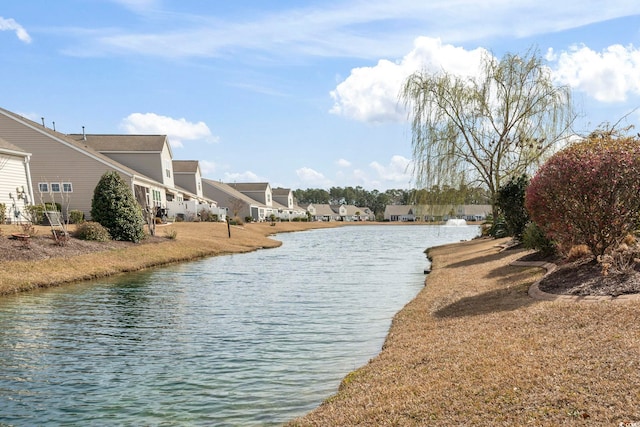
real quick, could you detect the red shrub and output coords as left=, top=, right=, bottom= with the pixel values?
left=525, top=130, right=640, bottom=257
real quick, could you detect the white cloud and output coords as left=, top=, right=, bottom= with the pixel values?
left=336, top=158, right=351, bottom=167
left=64, top=1, right=640, bottom=61
left=369, top=155, right=413, bottom=185
left=199, top=160, right=218, bottom=176
left=549, top=44, right=640, bottom=102
left=296, top=167, right=332, bottom=187
left=223, top=171, right=266, bottom=182
left=120, top=112, right=219, bottom=148
left=330, top=37, right=487, bottom=123
left=0, top=17, right=31, bottom=43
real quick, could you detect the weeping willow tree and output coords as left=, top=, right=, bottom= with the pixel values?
left=401, top=48, right=575, bottom=220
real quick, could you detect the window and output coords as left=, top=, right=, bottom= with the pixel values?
left=38, top=182, right=49, bottom=193
left=165, top=160, right=172, bottom=178
left=62, top=182, right=73, bottom=193
left=152, top=190, right=162, bottom=203
left=50, top=183, right=61, bottom=193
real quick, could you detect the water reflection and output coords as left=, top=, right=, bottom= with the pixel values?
left=0, top=225, right=479, bottom=425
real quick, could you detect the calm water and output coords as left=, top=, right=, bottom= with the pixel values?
left=0, top=224, right=479, bottom=426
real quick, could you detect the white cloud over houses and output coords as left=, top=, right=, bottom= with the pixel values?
left=223, top=171, right=267, bottom=183
left=336, top=158, right=351, bottom=167
left=331, top=36, right=640, bottom=124
left=369, top=155, right=413, bottom=186
left=296, top=167, right=332, bottom=188
left=0, top=17, right=31, bottom=43
left=120, top=112, right=218, bottom=148
left=548, top=44, right=640, bottom=102
left=330, top=37, right=487, bottom=123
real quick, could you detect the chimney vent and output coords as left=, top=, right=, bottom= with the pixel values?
left=82, top=126, right=86, bottom=141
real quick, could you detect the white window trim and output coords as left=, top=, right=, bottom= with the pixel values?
left=50, top=182, right=61, bottom=193
left=38, top=182, right=49, bottom=193
left=62, top=182, right=73, bottom=193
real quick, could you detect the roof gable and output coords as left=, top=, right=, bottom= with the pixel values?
left=69, top=134, right=171, bottom=157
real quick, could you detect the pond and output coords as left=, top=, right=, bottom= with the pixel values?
left=0, top=224, right=479, bottom=426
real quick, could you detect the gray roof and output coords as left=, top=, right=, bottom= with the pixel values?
left=0, top=136, right=29, bottom=155
left=272, top=187, right=291, bottom=196
left=172, top=160, right=199, bottom=173
left=310, top=203, right=337, bottom=216
left=227, top=182, right=270, bottom=192
left=0, top=107, right=158, bottom=185
left=68, top=134, right=169, bottom=152
left=202, top=179, right=265, bottom=207
left=384, top=205, right=415, bottom=216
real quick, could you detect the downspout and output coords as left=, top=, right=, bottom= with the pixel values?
left=24, top=154, right=34, bottom=205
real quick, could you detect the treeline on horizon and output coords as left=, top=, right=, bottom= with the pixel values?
left=293, top=185, right=491, bottom=219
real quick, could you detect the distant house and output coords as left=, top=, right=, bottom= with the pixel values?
left=272, top=187, right=307, bottom=220
left=0, top=137, right=33, bottom=223
left=202, top=179, right=269, bottom=222
left=305, top=203, right=339, bottom=221
left=304, top=203, right=373, bottom=221
left=0, top=107, right=164, bottom=220
left=383, top=205, right=416, bottom=222
left=384, top=204, right=492, bottom=222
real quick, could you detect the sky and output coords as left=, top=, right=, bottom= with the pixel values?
left=1, top=1, right=640, bottom=191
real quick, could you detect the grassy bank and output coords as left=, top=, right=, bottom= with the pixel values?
left=0, top=221, right=341, bottom=295
left=289, top=237, right=640, bottom=426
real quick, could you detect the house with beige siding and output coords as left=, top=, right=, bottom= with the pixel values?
left=0, top=107, right=167, bottom=220
left=272, top=187, right=307, bottom=220
left=383, top=205, right=417, bottom=221
left=305, top=203, right=340, bottom=221
left=0, top=137, right=33, bottom=223
left=202, top=179, right=269, bottom=222
left=70, top=133, right=218, bottom=218
left=384, top=204, right=492, bottom=222
left=173, top=160, right=203, bottom=198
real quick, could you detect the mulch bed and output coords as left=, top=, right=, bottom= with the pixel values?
left=0, top=231, right=164, bottom=262
left=518, top=250, right=640, bottom=297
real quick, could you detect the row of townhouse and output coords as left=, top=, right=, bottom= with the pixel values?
left=0, top=107, right=306, bottom=224
left=201, top=180, right=307, bottom=222
left=383, top=204, right=492, bottom=222
left=301, top=203, right=375, bottom=222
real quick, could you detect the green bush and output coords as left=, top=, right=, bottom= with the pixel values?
left=526, top=129, right=640, bottom=257
left=24, top=204, right=45, bottom=224
left=90, top=171, right=145, bottom=242
left=74, top=221, right=111, bottom=242
left=496, top=174, right=529, bottom=240
left=484, top=215, right=508, bottom=238
left=44, top=202, right=61, bottom=212
left=69, top=210, right=85, bottom=224
left=522, top=221, right=556, bottom=257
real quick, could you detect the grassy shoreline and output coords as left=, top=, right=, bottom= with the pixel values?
left=288, top=237, right=640, bottom=426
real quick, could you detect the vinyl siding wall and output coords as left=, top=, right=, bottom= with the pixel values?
left=0, top=115, right=134, bottom=220
left=0, top=153, right=30, bottom=223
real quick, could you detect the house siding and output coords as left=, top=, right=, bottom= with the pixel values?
left=0, top=153, right=31, bottom=223
left=0, top=113, right=138, bottom=220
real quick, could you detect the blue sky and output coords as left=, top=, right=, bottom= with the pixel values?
left=2, top=1, right=640, bottom=191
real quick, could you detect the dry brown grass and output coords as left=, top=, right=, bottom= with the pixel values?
left=0, top=221, right=341, bottom=295
left=288, top=237, right=640, bottom=426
